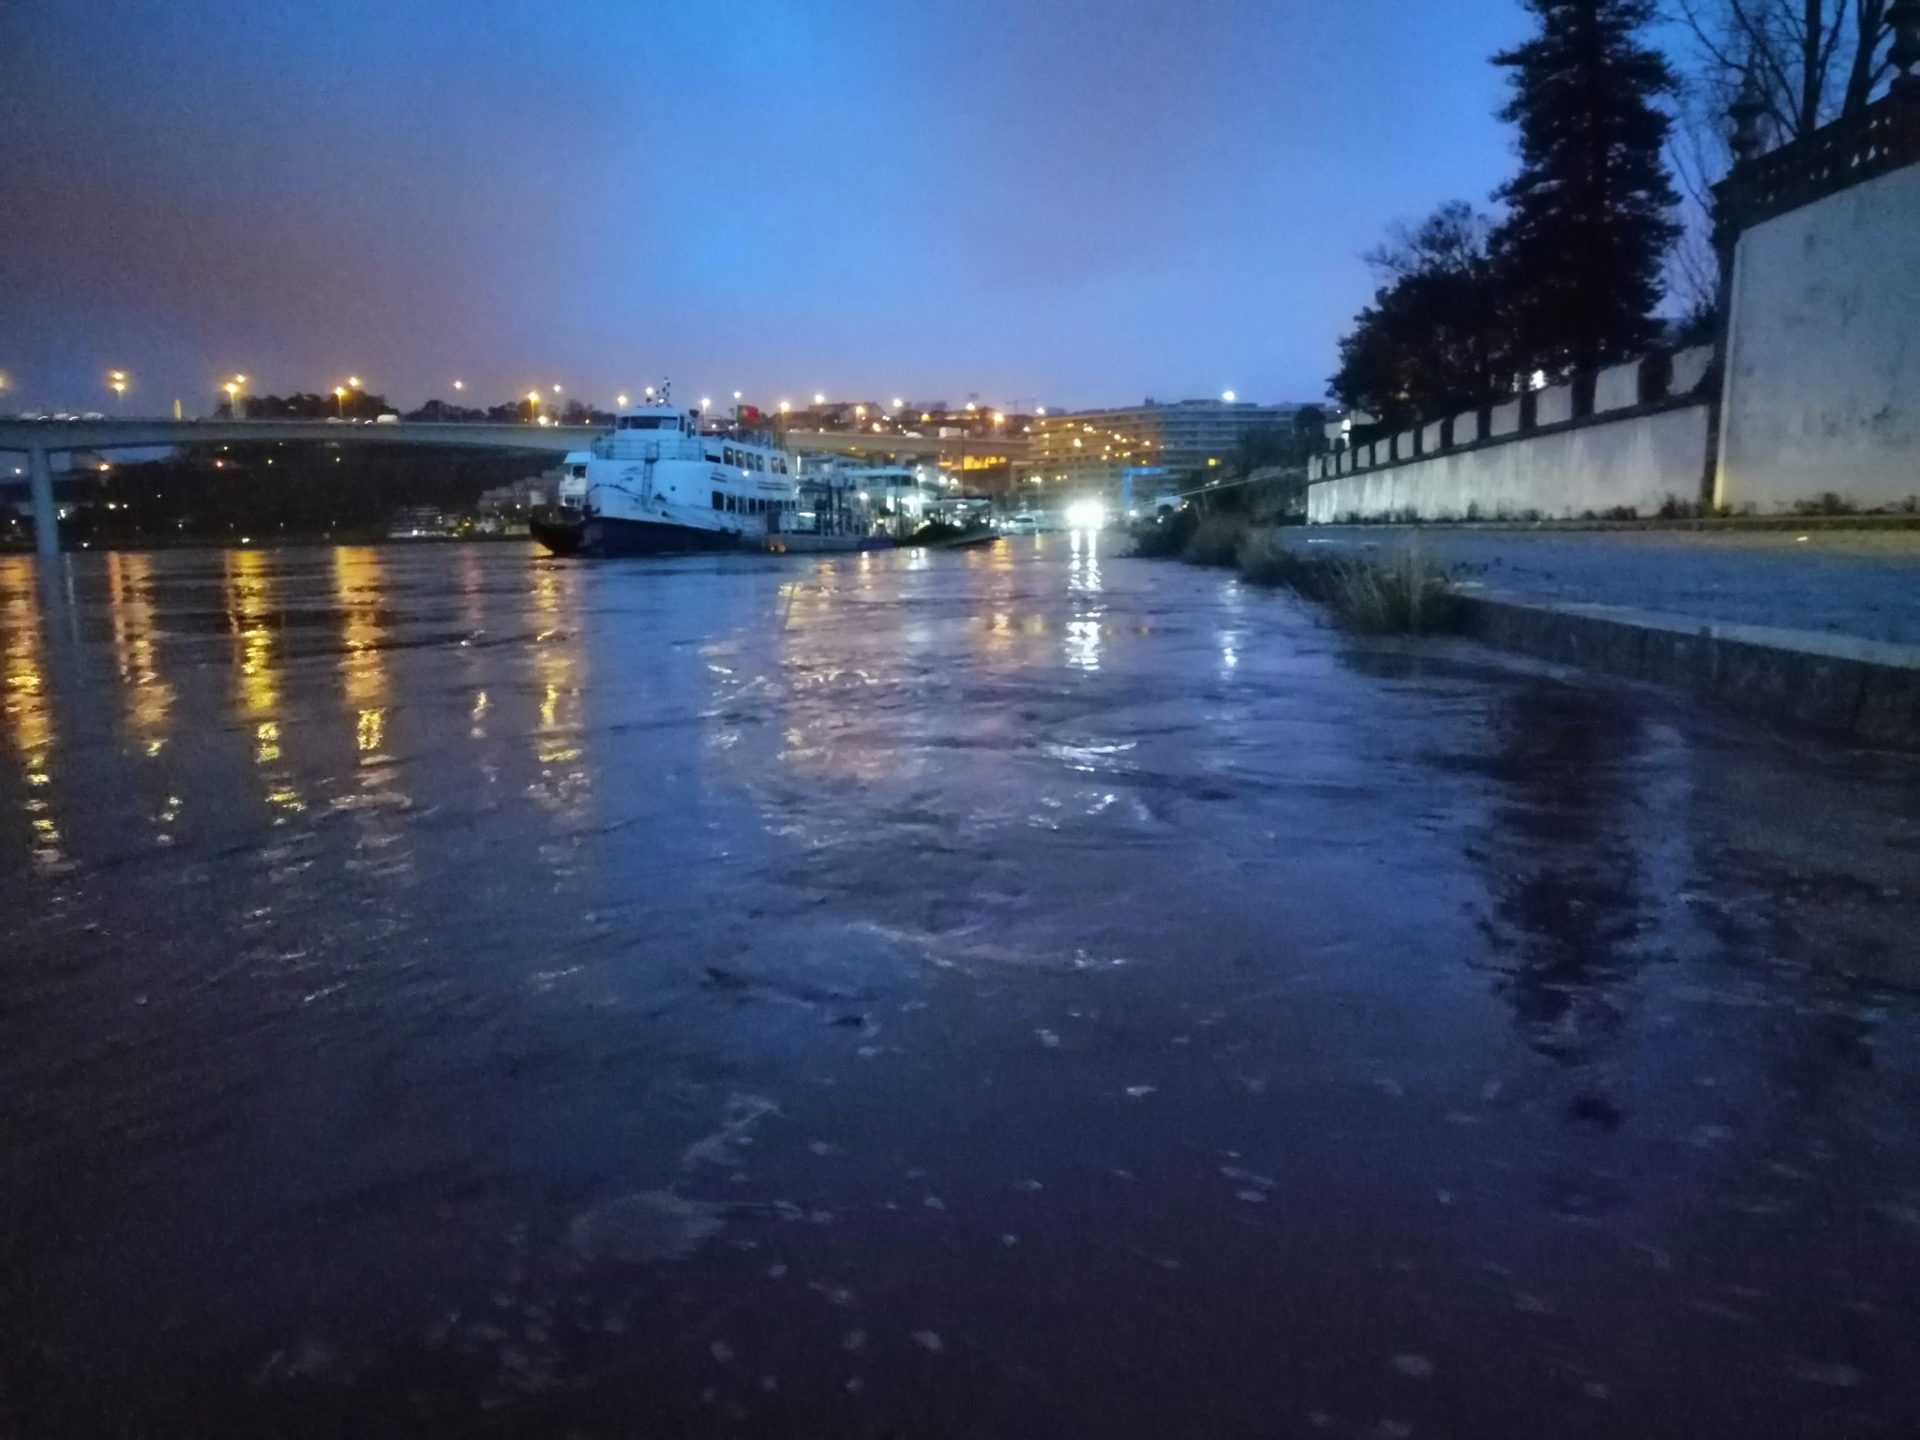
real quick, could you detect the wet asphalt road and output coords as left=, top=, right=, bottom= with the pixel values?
left=2, top=537, right=1918, bottom=1439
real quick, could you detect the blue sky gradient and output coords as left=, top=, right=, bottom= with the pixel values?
left=0, top=0, right=1537, bottom=414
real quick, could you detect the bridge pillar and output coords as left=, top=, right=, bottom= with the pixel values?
left=27, top=446, right=58, bottom=558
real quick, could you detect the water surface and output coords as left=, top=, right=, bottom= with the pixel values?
left=3, top=539, right=1918, bottom=1437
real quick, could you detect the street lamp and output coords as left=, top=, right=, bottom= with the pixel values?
left=334, top=386, right=348, bottom=417
left=347, top=376, right=361, bottom=389
left=452, top=379, right=465, bottom=392
left=813, top=393, right=825, bottom=405
left=616, top=393, right=630, bottom=407
left=108, top=370, right=129, bottom=407
left=526, top=389, right=541, bottom=422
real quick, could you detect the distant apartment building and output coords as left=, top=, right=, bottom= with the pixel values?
left=1019, top=398, right=1302, bottom=503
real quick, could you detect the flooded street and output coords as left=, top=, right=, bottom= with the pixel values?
left=3, top=537, right=1919, bottom=1438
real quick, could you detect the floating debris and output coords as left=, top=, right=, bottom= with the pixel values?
left=1787, top=1359, right=1864, bottom=1388
left=570, top=1191, right=726, bottom=1263
left=1125, top=1085, right=1157, bottom=1098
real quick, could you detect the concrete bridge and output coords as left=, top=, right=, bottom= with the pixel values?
left=0, top=418, right=1029, bottom=556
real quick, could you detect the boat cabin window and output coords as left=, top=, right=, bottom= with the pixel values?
left=617, top=415, right=676, bottom=431
left=723, top=447, right=737, bottom=466
left=712, top=491, right=724, bottom=510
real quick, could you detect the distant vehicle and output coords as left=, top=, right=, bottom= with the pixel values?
left=16, top=411, right=48, bottom=421
left=999, top=512, right=1040, bottom=535
left=79, top=411, right=106, bottom=420
left=51, top=413, right=76, bottom=421
left=375, top=413, right=400, bottom=424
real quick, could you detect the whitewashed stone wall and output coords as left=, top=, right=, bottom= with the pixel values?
left=1718, top=160, right=1920, bottom=512
left=1307, top=404, right=1711, bottom=523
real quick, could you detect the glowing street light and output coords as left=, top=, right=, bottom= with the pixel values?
left=1222, top=389, right=1237, bottom=403
left=732, top=390, right=742, bottom=401
left=992, top=411, right=1006, bottom=425
left=347, top=376, right=362, bottom=389
left=778, top=400, right=792, bottom=415
left=452, top=379, right=465, bottom=391
left=616, top=393, right=630, bottom=407
left=855, top=404, right=867, bottom=419
left=813, top=392, right=826, bottom=405
left=891, top=397, right=904, bottom=410
left=1037, top=406, right=1047, bottom=415
left=108, top=369, right=129, bottom=405
left=334, top=386, right=348, bottom=417
left=700, top=396, right=711, bottom=410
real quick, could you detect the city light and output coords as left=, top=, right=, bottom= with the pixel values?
left=891, top=397, right=904, bottom=410
left=552, top=384, right=562, bottom=395
left=732, top=391, right=742, bottom=401
left=526, top=390, right=540, bottom=404
left=644, top=386, right=655, bottom=398
left=452, top=379, right=464, bottom=391
left=1037, top=406, right=1047, bottom=415
left=779, top=400, right=792, bottom=414
left=855, top=405, right=867, bottom=419
left=616, top=394, right=629, bottom=407
left=992, top=411, right=1006, bottom=425
left=347, top=376, right=361, bottom=388
left=1065, top=499, right=1108, bottom=531
left=1223, top=390, right=1236, bottom=402
left=700, top=396, right=711, bottom=410
left=813, top=393, right=826, bottom=405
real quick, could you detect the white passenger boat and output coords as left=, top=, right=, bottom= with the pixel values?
left=530, top=397, right=800, bottom=557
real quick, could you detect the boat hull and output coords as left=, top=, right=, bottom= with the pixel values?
left=532, top=512, right=750, bottom=558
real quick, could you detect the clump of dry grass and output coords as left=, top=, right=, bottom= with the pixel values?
left=1180, top=512, right=1249, bottom=568
left=1235, top=529, right=1459, bottom=634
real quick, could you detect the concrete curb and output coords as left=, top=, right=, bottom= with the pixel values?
left=1455, top=592, right=1920, bottom=749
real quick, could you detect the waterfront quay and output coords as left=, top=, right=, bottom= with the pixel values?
left=3, top=539, right=1918, bottom=1437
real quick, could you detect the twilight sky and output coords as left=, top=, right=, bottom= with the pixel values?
left=0, top=0, right=1534, bottom=415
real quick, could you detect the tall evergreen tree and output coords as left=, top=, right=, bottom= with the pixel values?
left=1492, top=0, right=1681, bottom=376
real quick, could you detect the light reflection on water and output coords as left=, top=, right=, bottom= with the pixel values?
left=0, top=558, right=60, bottom=870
